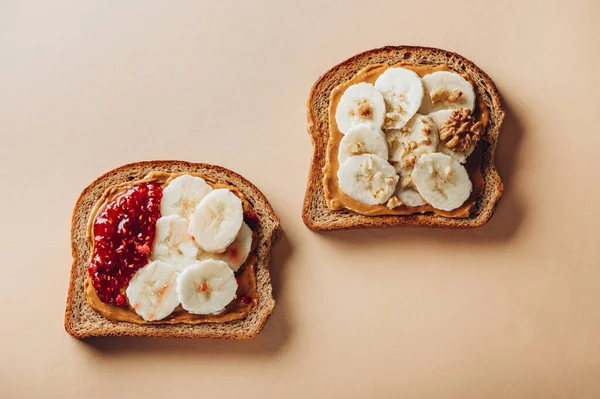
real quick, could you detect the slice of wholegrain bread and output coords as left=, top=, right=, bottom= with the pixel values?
left=303, top=45, right=505, bottom=231
left=65, top=160, right=280, bottom=339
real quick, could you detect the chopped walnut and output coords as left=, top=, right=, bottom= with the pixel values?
left=386, top=134, right=399, bottom=147
left=357, top=100, right=372, bottom=119
left=405, top=154, right=417, bottom=167
left=430, top=87, right=446, bottom=104
left=349, top=142, right=365, bottom=155
left=439, top=109, right=483, bottom=153
left=386, top=196, right=402, bottom=209
left=383, top=95, right=407, bottom=128
left=422, top=123, right=432, bottom=136
left=393, top=95, right=406, bottom=113
left=431, top=88, right=463, bottom=104
left=372, top=176, right=397, bottom=201
left=446, top=89, right=463, bottom=102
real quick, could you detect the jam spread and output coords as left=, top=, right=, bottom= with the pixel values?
left=88, top=183, right=162, bottom=306
left=243, top=210, right=260, bottom=230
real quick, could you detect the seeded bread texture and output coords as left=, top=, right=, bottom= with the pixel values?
left=65, top=161, right=280, bottom=339
left=303, top=45, right=505, bottom=230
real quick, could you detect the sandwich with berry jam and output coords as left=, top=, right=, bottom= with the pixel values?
left=65, top=161, right=279, bottom=339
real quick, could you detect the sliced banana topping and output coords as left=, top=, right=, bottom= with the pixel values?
left=189, top=189, right=243, bottom=253
left=374, top=67, right=424, bottom=130
left=395, top=186, right=426, bottom=207
left=429, top=108, right=483, bottom=163
left=411, top=153, right=472, bottom=211
left=151, top=215, right=198, bottom=271
left=161, top=174, right=213, bottom=219
left=198, top=222, right=253, bottom=272
left=126, top=260, right=180, bottom=322
left=419, top=71, right=475, bottom=114
left=338, top=154, right=398, bottom=205
left=335, top=82, right=386, bottom=134
left=338, top=123, right=388, bottom=165
left=386, top=114, right=439, bottom=168
left=333, top=67, right=482, bottom=210
left=390, top=161, right=427, bottom=208
left=177, top=259, right=238, bottom=315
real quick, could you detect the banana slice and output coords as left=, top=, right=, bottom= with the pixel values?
left=428, top=109, right=454, bottom=130
left=161, top=174, right=213, bottom=219
left=335, top=82, right=386, bottom=134
left=338, top=123, right=388, bottom=165
left=389, top=162, right=427, bottom=207
left=387, top=114, right=438, bottom=208
left=126, top=260, right=180, bottom=321
left=429, top=108, right=483, bottom=163
left=151, top=215, right=199, bottom=271
left=374, top=67, right=424, bottom=130
left=398, top=188, right=426, bottom=207
left=189, top=189, right=243, bottom=253
left=393, top=186, right=426, bottom=207
left=177, top=259, right=237, bottom=315
left=338, top=154, right=398, bottom=205
left=198, top=222, right=253, bottom=272
left=411, top=153, right=472, bottom=211
left=419, top=71, right=475, bottom=114
left=386, top=114, right=439, bottom=168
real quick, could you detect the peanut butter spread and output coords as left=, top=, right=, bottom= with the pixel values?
left=85, top=171, right=258, bottom=324
left=323, top=63, right=489, bottom=217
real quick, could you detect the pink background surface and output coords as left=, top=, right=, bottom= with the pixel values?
left=1, top=1, right=599, bottom=398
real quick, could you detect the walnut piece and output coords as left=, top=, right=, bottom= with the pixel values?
left=357, top=100, right=372, bottom=119
left=349, top=142, right=365, bottom=156
left=383, top=95, right=407, bottom=128
left=439, top=109, right=484, bottom=153
left=422, top=122, right=432, bottom=136
left=405, top=154, right=416, bottom=167
left=386, top=195, right=402, bottom=209
left=446, top=89, right=463, bottom=102
left=430, top=87, right=446, bottom=104
left=431, top=88, right=463, bottom=104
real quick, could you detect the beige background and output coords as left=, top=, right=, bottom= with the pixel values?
left=1, top=0, right=599, bottom=398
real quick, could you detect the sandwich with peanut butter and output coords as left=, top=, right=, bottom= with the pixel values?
left=65, top=161, right=279, bottom=338
left=303, top=46, right=504, bottom=230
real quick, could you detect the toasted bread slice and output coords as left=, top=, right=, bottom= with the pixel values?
left=65, top=161, right=280, bottom=338
left=303, top=46, right=504, bottom=231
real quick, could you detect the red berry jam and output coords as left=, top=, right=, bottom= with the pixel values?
left=243, top=211, right=260, bottom=230
left=88, top=183, right=162, bottom=306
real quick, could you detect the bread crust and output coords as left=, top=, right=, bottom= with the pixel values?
left=303, top=45, right=505, bottom=231
left=65, top=160, right=280, bottom=339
